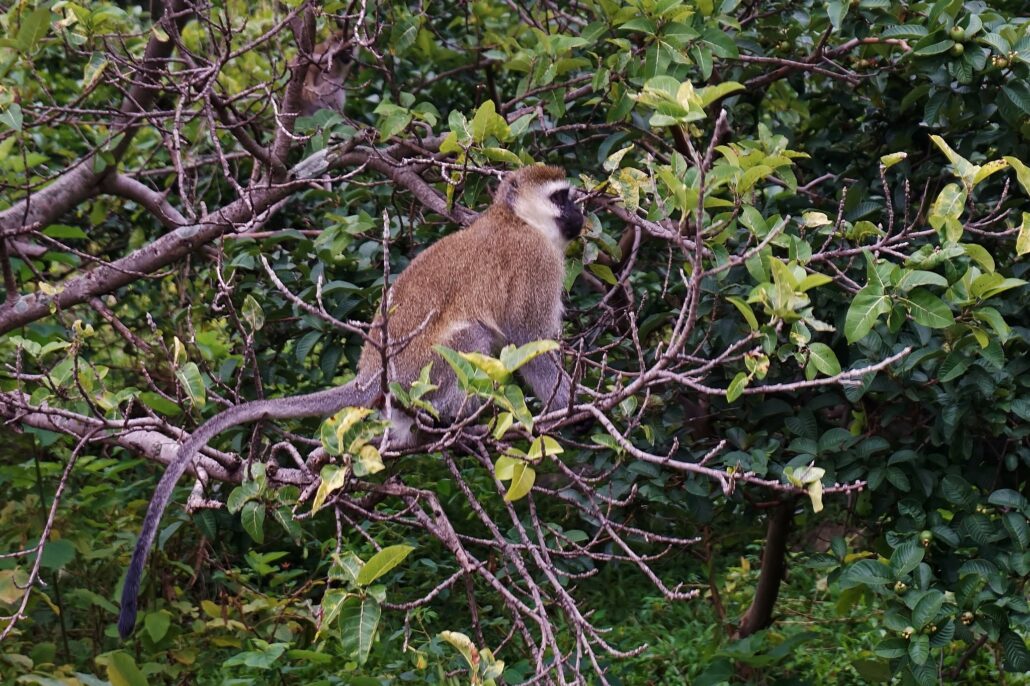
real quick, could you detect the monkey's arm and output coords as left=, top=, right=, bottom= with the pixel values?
left=518, top=351, right=573, bottom=413
left=118, top=378, right=378, bottom=638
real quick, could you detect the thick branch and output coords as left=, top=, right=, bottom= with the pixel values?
left=736, top=498, right=796, bottom=638
left=0, top=0, right=187, bottom=237
left=0, top=143, right=471, bottom=335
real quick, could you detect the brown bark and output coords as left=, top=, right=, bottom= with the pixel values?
left=735, top=497, right=796, bottom=638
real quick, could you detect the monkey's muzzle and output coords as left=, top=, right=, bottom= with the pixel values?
left=559, top=207, right=584, bottom=240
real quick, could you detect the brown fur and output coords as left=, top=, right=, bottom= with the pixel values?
left=358, top=165, right=569, bottom=390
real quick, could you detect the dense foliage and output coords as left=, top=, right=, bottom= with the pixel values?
left=0, top=1, right=1028, bottom=684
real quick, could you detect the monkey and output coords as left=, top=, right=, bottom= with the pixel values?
left=117, top=164, right=584, bottom=638
left=299, top=36, right=355, bottom=117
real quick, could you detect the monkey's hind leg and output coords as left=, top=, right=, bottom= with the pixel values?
left=429, top=321, right=498, bottom=420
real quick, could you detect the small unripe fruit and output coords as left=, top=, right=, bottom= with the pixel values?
left=961, top=611, right=975, bottom=625
left=894, top=581, right=908, bottom=593
left=950, top=43, right=965, bottom=57
left=949, top=27, right=965, bottom=42
left=919, top=530, right=933, bottom=547
left=928, top=623, right=938, bottom=633
left=902, top=626, right=915, bottom=639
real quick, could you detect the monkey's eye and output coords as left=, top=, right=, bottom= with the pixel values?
left=550, top=188, right=569, bottom=205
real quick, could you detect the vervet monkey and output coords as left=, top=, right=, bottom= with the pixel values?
left=118, top=164, right=584, bottom=637
left=299, top=37, right=354, bottom=117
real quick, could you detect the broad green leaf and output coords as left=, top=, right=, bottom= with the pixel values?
left=499, top=340, right=559, bottom=373
left=844, top=289, right=891, bottom=343
left=312, top=464, right=349, bottom=513
left=588, top=262, right=618, bottom=285
left=972, top=158, right=1008, bottom=186
left=912, top=590, right=944, bottom=629
left=802, top=211, right=831, bottom=228
left=908, top=634, right=930, bottom=666
left=726, top=371, right=748, bottom=402
left=83, top=53, right=109, bottom=90
left=240, top=501, right=265, bottom=543
left=697, top=81, right=743, bottom=107
left=107, top=651, right=149, bottom=686
left=930, top=135, right=977, bottom=187
left=880, top=152, right=907, bottom=168
left=242, top=295, right=265, bottom=331
left=0, top=104, right=23, bottom=132
left=355, top=544, right=415, bottom=586
left=903, top=289, right=954, bottom=329
left=808, top=343, right=841, bottom=377
left=353, top=444, right=385, bottom=477
left=174, top=362, right=206, bottom=408
left=339, top=596, right=380, bottom=664
left=16, top=8, right=50, bottom=53
left=504, top=461, right=536, bottom=502
left=1017, top=212, right=1030, bottom=256
left=319, top=589, right=350, bottom=635
left=1003, top=156, right=1030, bottom=196
left=471, top=99, right=509, bottom=142
left=492, top=411, right=514, bottom=440
left=527, top=435, right=563, bottom=460
left=894, top=270, right=949, bottom=292
left=459, top=351, right=509, bottom=383
left=144, top=611, right=171, bottom=643
left=495, top=454, right=519, bottom=481
left=439, top=631, right=478, bottom=672
left=890, top=541, right=924, bottom=577
left=928, top=183, right=966, bottom=242
left=725, top=296, right=758, bottom=330
left=827, top=0, right=849, bottom=31
left=962, top=243, right=995, bottom=272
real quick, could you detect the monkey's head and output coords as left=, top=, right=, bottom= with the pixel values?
left=498, top=165, right=584, bottom=245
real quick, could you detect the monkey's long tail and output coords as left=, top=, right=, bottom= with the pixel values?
left=118, top=380, right=378, bottom=638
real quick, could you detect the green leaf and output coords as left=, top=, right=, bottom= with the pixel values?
left=339, top=596, right=380, bottom=664
left=988, top=489, right=1029, bottom=512
left=240, top=501, right=265, bottom=543
left=39, top=539, right=75, bottom=570
left=894, top=270, right=948, bottom=292
left=844, top=288, right=891, bottom=343
left=827, top=0, right=849, bottom=31
left=807, top=343, right=841, bottom=377
left=930, top=136, right=977, bottom=187
left=726, top=371, right=747, bottom=403
left=1001, top=629, right=1030, bottom=672
left=174, top=362, right=206, bottom=408
left=16, top=8, right=50, bottom=53
left=458, top=351, right=509, bottom=383
left=312, top=464, right=349, bottom=513
left=1, top=104, right=25, bottom=132
left=471, top=99, right=509, bottom=142
left=1017, top=212, right=1030, bottom=256
left=911, top=590, right=943, bottom=629
left=696, top=81, right=743, bottom=107
left=903, top=289, right=954, bottom=329
left=880, top=152, right=908, bottom=168
left=504, top=461, right=536, bottom=502
left=908, top=634, right=930, bottom=666
left=144, top=611, right=171, bottom=643
left=725, top=296, right=758, bottom=331
left=1003, top=156, right=1030, bottom=196
left=242, top=295, right=265, bottom=331
left=588, top=262, right=618, bottom=285
left=355, top=544, right=415, bottom=586
left=699, top=27, right=738, bottom=58
left=499, top=340, right=559, bottom=373
left=527, top=435, right=563, bottom=461
left=107, top=651, right=149, bottom=686
left=890, top=541, right=924, bottom=577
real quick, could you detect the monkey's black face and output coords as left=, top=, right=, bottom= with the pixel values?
left=551, top=188, right=584, bottom=241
